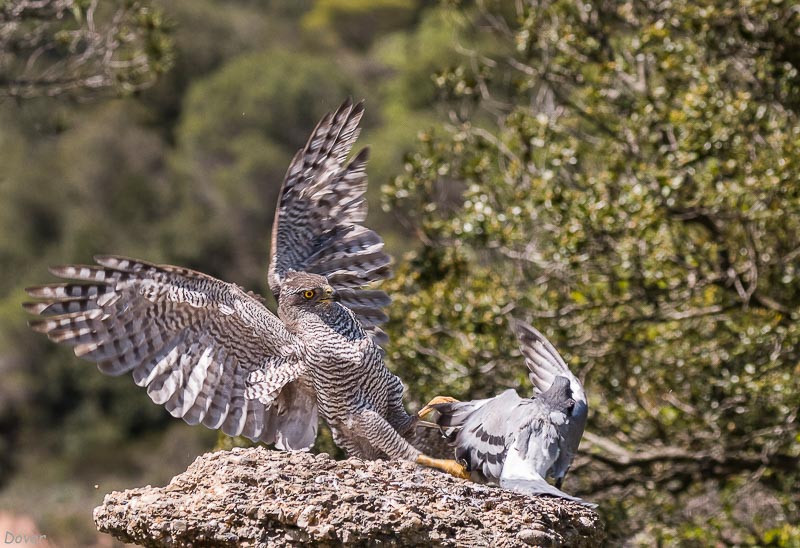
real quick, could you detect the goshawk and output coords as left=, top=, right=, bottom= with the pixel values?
left=24, top=99, right=468, bottom=478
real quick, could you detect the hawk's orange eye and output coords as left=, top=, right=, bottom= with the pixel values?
left=303, top=290, right=315, bottom=300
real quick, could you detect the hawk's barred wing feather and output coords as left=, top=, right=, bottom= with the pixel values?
left=334, top=289, right=390, bottom=327
left=268, top=99, right=391, bottom=348
left=24, top=255, right=308, bottom=446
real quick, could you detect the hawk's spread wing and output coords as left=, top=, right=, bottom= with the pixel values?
left=267, top=98, right=391, bottom=346
left=24, top=256, right=307, bottom=445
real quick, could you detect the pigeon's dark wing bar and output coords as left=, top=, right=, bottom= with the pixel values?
left=432, top=389, right=522, bottom=481
left=267, top=99, right=392, bottom=347
left=24, top=255, right=311, bottom=447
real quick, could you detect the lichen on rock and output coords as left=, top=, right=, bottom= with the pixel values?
left=93, top=447, right=604, bottom=547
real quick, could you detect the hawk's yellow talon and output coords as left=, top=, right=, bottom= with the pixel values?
left=418, top=395, right=460, bottom=420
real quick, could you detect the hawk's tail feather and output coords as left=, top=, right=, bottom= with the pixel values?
left=262, top=377, right=319, bottom=450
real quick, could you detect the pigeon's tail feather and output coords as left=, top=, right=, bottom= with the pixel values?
left=499, top=478, right=597, bottom=508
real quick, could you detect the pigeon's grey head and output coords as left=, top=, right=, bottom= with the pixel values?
left=538, top=375, right=576, bottom=416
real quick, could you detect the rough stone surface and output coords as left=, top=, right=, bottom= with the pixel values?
left=93, top=447, right=604, bottom=547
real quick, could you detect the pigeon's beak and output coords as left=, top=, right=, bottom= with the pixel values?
left=318, top=285, right=337, bottom=302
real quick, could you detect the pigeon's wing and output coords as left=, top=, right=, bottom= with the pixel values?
left=412, top=396, right=496, bottom=459
left=499, top=478, right=597, bottom=507
left=432, top=389, right=522, bottom=481
left=268, top=98, right=391, bottom=347
left=511, top=319, right=585, bottom=402
left=429, top=397, right=495, bottom=430
left=511, top=319, right=588, bottom=480
left=24, top=256, right=310, bottom=446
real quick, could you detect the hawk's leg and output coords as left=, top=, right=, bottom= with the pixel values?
left=353, top=409, right=469, bottom=479
left=417, top=395, right=460, bottom=420
left=385, top=374, right=417, bottom=436
left=416, top=454, right=471, bottom=479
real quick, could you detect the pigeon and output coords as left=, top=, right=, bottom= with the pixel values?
left=421, top=319, right=593, bottom=506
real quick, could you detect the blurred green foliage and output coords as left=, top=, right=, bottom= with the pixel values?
left=382, top=0, right=800, bottom=544
left=0, top=0, right=454, bottom=544
left=1, top=0, right=798, bottom=546
left=303, top=0, right=419, bottom=50
left=0, top=0, right=172, bottom=99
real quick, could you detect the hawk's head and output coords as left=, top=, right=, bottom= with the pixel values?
left=279, top=271, right=338, bottom=309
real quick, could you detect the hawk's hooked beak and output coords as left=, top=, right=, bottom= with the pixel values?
left=318, top=285, right=337, bottom=302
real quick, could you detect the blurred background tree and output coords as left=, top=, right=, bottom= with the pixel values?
left=0, top=0, right=172, bottom=99
left=0, top=0, right=798, bottom=546
left=383, top=0, right=800, bottom=545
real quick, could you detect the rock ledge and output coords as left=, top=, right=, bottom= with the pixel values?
left=93, top=447, right=604, bottom=547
